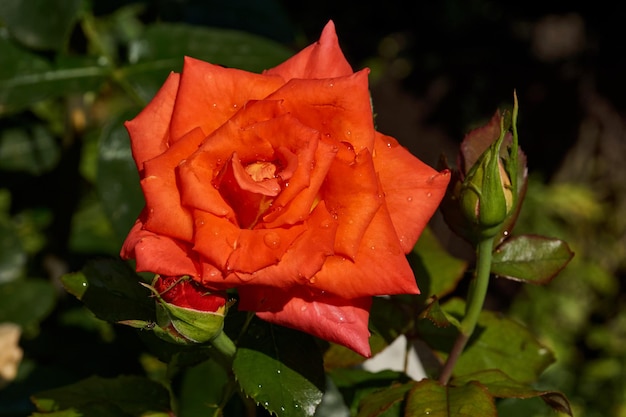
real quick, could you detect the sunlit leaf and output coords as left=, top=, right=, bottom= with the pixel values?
left=233, top=319, right=325, bottom=417
left=403, top=379, right=497, bottom=417
left=30, top=375, right=172, bottom=416
left=452, top=370, right=573, bottom=415
left=492, top=235, right=574, bottom=284
left=122, top=23, right=293, bottom=101
left=0, top=0, right=82, bottom=50
left=418, top=299, right=555, bottom=383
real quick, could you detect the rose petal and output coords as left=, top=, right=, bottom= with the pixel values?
left=373, top=133, right=451, bottom=253
left=238, top=285, right=372, bottom=357
left=322, top=147, right=383, bottom=259
left=233, top=202, right=337, bottom=285
left=266, top=70, right=375, bottom=153
left=170, top=57, right=284, bottom=140
left=121, top=219, right=199, bottom=278
left=313, top=202, right=419, bottom=298
left=264, top=20, right=354, bottom=80
left=141, top=127, right=207, bottom=241
left=192, top=210, right=240, bottom=270
left=125, top=72, right=180, bottom=172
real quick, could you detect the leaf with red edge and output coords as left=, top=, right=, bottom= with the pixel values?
left=491, top=235, right=574, bottom=284
left=452, top=370, right=573, bottom=416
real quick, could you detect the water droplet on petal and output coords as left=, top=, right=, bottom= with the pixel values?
left=263, top=232, right=281, bottom=249
left=407, top=196, right=413, bottom=202
left=426, top=192, right=432, bottom=198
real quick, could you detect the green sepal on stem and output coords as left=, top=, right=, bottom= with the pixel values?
left=140, top=280, right=228, bottom=344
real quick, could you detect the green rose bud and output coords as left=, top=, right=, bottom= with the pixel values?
left=144, top=276, right=230, bottom=344
left=459, top=116, right=515, bottom=238
left=439, top=92, right=527, bottom=244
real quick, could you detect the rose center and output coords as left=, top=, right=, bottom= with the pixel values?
left=245, top=161, right=277, bottom=182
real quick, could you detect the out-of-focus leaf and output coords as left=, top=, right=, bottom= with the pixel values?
left=61, top=258, right=154, bottom=323
left=0, top=0, right=82, bottom=51
left=30, top=375, right=172, bottom=416
left=0, top=124, right=60, bottom=174
left=96, top=111, right=144, bottom=243
left=233, top=319, right=325, bottom=417
left=418, top=299, right=555, bottom=383
left=452, top=370, right=573, bottom=415
left=492, top=235, right=574, bottom=284
left=122, top=23, right=293, bottom=101
left=0, top=38, right=109, bottom=113
left=403, top=379, right=497, bottom=417
left=69, top=192, right=118, bottom=255
left=0, top=219, right=26, bottom=283
left=329, top=369, right=408, bottom=416
left=410, top=227, right=467, bottom=298
left=178, top=359, right=231, bottom=417
left=0, top=278, right=55, bottom=330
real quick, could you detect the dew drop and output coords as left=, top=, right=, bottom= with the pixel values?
left=346, top=130, right=351, bottom=136
left=503, top=230, right=510, bottom=236
left=257, top=384, right=262, bottom=389
left=328, top=82, right=334, bottom=87
left=426, top=192, right=432, bottom=198
left=263, top=232, right=281, bottom=249
left=212, top=103, right=217, bottom=108
left=276, top=369, right=281, bottom=374
left=280, top=406, right=285, bottom=412
left=233, top=103, right=238, bottom=108
left=424, top=408, right=432, bottom=415
left=407, top=196, right=413, bottom=202
left=81, top=281, right=87, bottom=287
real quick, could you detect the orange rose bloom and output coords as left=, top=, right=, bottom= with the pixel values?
left=121, top=21, right=450, bottom=357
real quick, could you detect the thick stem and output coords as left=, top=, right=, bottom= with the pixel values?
left=438, top=236, right=494, bottom=385
left=211, top=330, right=237, bottom=368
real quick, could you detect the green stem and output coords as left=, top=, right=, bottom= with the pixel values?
left=211, top=330, right=237, bottom=368
left=438, top=236, right=494, bottom=385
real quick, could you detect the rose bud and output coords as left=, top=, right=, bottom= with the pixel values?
left=458, top=118, right=514, bottom=239
left=145, top=276, right=229, bottom=344
left=440, top=94, right=527, bottom=243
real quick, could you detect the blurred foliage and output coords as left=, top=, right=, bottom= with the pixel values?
left=0, top=0, right=623, bottom=417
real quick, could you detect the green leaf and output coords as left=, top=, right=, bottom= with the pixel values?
left=403, top=379, right=497, bottom=417
left=452, top=370, right=573, bottom=415
left=0, top=0, right=82, bottom=51
left=0, top=278, right=56, bottom=333
left=69, top=192, right=119, bottom=255
left=0, top=219, right=27, bottom=283
left=418, top=299, right=555, bottom=383
left=329, top=369, right=408, bottom=416
left=96, top=111, right=144, bottom=244
left=233, top=319, right=325, bottom=417
left=0, top=123, right=61, bottom=174
left=491, top=235, right=574, bottom=284
left=122, top=23, right=293, bottom=101
left=61, top=258, right=154, bottom=323
left=30, top=375, right=172, bottom=416
left=356, top=381, right=415, bottom=417
left=410, top=227, right=468, bottom=298
left=0, top=38, right=109, bottom=113
left=178, top=359, right=231, bottom=417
